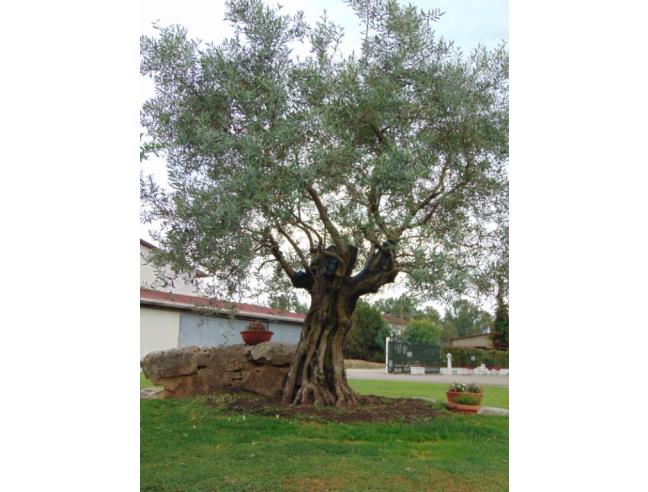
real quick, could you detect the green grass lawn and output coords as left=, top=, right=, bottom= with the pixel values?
left=349, top=380, right=509, bottom=409
left=141, top=372, right=154, bottom=389
left=141, top=397, right=508, bottom=491
left=141, top=373, right=508, bottom=409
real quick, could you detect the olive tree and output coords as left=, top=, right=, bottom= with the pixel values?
left=140, top=0, right=508, bottom=406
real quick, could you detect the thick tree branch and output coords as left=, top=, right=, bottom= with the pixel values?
left=290, top=218, right=315, bottom=252
left=266, top=233, right=314, bottom=291
left=367, top=182, right=398, bottom=240
left=305, top=185, right=345, bottom=254
left=350, top=243, right=399, bottom=296
left=368, top=122, right=386, bottom=146
left=290, top=209, right=322, bottom=250
left=267, top=240, right=296, bottom=278
left=275, top=224, right=310, bottom=271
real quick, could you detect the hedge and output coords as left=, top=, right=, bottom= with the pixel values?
left=442, top=346, right=508, bottom=369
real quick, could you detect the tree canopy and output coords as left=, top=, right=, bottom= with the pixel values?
left=402, top=318, right=442, bottom=345
left=373, top=294, right=421, bottom=319
left=140, top=0, right=509, bottom=303
left=141, top=0, right=508, bottom=405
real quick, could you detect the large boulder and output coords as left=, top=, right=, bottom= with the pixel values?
left=140, top=342, right=296, bottom=399
left=249, top=341, right=295, bottom=366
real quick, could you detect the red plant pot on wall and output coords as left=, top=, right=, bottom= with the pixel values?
left=446, top=391, right=484, bottom=414
left=240, top=330, right=273, bottom=345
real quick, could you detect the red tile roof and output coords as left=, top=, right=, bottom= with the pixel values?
left=140, top=288, right=306, bottom=323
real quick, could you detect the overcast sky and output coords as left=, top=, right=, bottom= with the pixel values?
left=139, top=0, right=508, bottom=311
left=139, top=0, right=507, bottom=53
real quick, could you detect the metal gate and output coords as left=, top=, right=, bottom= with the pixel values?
left=386, top=339, right=441, bottom=373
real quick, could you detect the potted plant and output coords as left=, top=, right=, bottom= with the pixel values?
left=240, top=321, right=274, bottom=345
left=446, top=383, right=484, bottom=414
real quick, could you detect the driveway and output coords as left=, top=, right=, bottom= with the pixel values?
left=347, top=368, right=509, bottom=387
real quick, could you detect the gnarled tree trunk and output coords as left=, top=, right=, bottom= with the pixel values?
left=282, top=283, right=359, bottom=406
left=281, top=243, right=398, bottom=406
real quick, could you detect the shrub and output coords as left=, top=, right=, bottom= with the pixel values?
left=443, top=347, right=508, bottom=368
left=369, top=352, right=385, bottom=363
left=454, top=395, right=481, bottom=406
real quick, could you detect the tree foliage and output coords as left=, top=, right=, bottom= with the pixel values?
left=140, top=0, right=509, bottom=302
left=490, top=275, right=509, bottom=350
left=268, top=293, right=309, bottom=314
left=373, top=294, right=421, bottom=319
left=140, top=0, right=508, bottom=405
left=490, top=304, right=509, bottom=350
left=266, top=271, right=309, bottom=313
left=402, top=318, right=441, bottom=345
left=345, top=301, right=391, bottom=361
left=441, top=299, right=493, bottom=341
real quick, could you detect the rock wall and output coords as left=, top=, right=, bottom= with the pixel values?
left=140, top=342, right=296, bottom=399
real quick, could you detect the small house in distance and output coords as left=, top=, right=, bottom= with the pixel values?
left=449, top=332, right=494, bottom=350
left=382, top=314, right=409, bottom=337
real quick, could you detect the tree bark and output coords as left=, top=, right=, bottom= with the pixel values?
left=281, top=243, right=397, bottom=406
left=281, top=283, right=360, bottom=406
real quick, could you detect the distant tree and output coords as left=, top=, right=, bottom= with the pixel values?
left=373, top=322, right=392, bottom=358
left=419, top=306, right=442, bottom=323
left=373, top=294, right=420, bottom=319
left=443, top=300, right=493, bottom=339
left=269, top=294, right=309, bottom=314
left=140, top=0, right=508, bottom=405
left=402, top=318, right=441, bottom=345
left=345, top=302, right=391, bottom=361
left=440, top=319, right=458, bottom=343
left=490, top=276, right=509, bottom=350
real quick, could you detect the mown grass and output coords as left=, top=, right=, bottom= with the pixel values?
left=141, top=397, right=508, bottom=491
left=141, top=373, right=508, bottom=409
left=141, top=372, right=154, bottom=389
left=349, top=380, right=509, bottom=409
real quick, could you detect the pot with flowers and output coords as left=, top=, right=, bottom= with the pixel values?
left=446, top=383, right=484, bottom=414
left=240, top=321, right=274, bottom=345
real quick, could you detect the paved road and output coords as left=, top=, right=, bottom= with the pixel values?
left=347, top=368, right=509, bottom=387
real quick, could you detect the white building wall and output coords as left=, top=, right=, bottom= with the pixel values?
left=140, top=243, right=200, bottom=295
left=140, top=307, right=181, bottom=359
left=178, top=312, right=302, bottom=347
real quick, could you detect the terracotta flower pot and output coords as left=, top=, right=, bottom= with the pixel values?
left=446, top=390, right=484, bottom=414
left=240, top=329, right=273, bottom=345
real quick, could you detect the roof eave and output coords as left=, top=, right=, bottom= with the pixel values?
left=140, top=297, right=305, bottom=325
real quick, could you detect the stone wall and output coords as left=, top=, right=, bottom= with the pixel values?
left=140, top=342, right=296, bottom=399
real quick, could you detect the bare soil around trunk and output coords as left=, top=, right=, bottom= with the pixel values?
left=206, top=392, right=440, bottom=423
